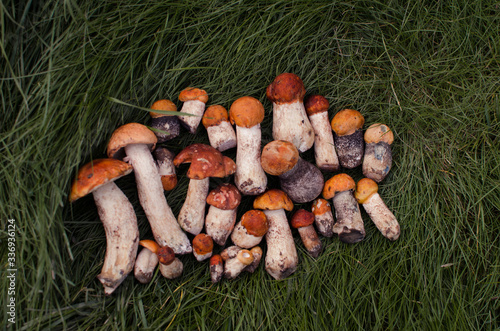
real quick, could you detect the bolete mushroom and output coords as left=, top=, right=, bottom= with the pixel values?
left=224, top=249, right=254, bottom=280
left=69, top=158, right=139, bottom=295
left=139, top=240, right=183, bottom=279
left=331, top=109, right=365, bottom=169
left=291, top=209, right=322, bottom=258
left=202, top=105, right=237, bottom=152
left=311, top=198, right=335, bottom=238
left=209, top=254, right=224, bottom=283
left=149, top=99, right=180, bottom=143
left=107, top=123, right=191, bottom=254
left=153, top=147, right=177, bottom=191
left=230, top=209, right=269, bottom=249
left=134, top=243, right=159, bottom=284
left=192, top=233, right=214, bottom=261
left=244, top=246, right=263, bottom=273
left=178, top=87, right=208, bottom=134
left=362, top=123, right=394, bottom=182
left=229, top=96, right=267, bottom=195
left=355, top=178, right=400, bottom=241
left=266, top=73, right=314, bottom=152
left=260, top=140, right=324, bottom=203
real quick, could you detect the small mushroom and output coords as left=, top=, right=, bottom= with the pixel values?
left=261, top=140, right=324, bottom=203
left=311, top=198, right=335, bottom=238
left=244, top=246, right=263, bottom=273
left=291, top=209, right=322, bottom=258
left=153, top=147, right=177, bottom=191
left=202, top=105, right=237, bottom=152
left=266, top=73, right=314, bottom=152
left=138, top=240, right=183, bottom=279
left=224, top=249, right=254, bottom=280
left=362, top=123, right=394, bottom=182
left=229, top=96, right=267, bottom=195
left=178, top=87, right=209, bottom=134
left=69, top=159, right=139, bottom=295
left=209, top=254, right=224, bottom=283
left=323, top=174, right=365, bottom=244
left=220, top=245, right=242, bottom=261
left=149, top=99, right=181, bottom=142
left=134, top=244, right=159, bottom=284
left=253, top=189, right=298, bottom=280
left=355, top=178, right=400, bottom=241
left=230, top=210, right=269, bottom=249
left=331, top=109, right=365, bottom=169
left=304, top=95, right=340, bottom=171
left=192, top=233, right=214, bottom=261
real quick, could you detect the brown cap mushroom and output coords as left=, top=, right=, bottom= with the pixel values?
left=149, top=99, right=180, bottom=142
left=253, top=189, right=294, bottom=211
left=107, top=123, right=157, bottom=160
left=209, top=254, right=224, bottom=283
left=178, top=87, right=209, bottom=134
left=206, top=183, right=242, bottom=210
left=266, top=73, right=306, bottom=104
left=260, top=140, right=299, bottom=176
left=291, top=209, right=322, bottom=258
left=231, top=210, right=268, bottom=249
left=179, top=87, right=209, bottom=103
left=362, top=123, right=394, bottom=182
left=202, top=105, right=237, bottom=152
left=224, top=249, right=254, bottom=280
left=322, top=173, right=356, bottom=200
left=311, top=198, right=335, bottom=237
left=229, top=96, right=265, bottom=128
left=192, top=233, right=214, bottom=261
left=153, top=147, right=177, bottom=191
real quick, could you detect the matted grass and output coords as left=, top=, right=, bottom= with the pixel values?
left=1, top=0, right=499, bottom=329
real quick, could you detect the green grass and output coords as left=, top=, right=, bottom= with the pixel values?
left=1, top=0, right=499, bottom=329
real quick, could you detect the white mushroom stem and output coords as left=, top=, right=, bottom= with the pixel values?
left=297, top=225, right=322, bottom=258
left=272, top=101, right=314, bottom=152
left=92, top=182, right=139, bottom=295
left=314, top=210, right=335, bottom=238
left=134, top=248, right=159, bottom=284
left=179, top=100, right=205, bottom=133
left=159, top=258, right=183, bottom=279
left=124, top=143, right=192, bottom=254
left=157, top=153, right=176, bottom=178
left=361, top=193, right=400, bottom=241
left=331, top=191, right=365, bottom=244
left=308, top=111, right=339, bottom=171
left=263, top=209, right=298, bottom=280
left=207, top=121, right=237, bottom=152
left=205, top=206, right=237, bottom=246
left=230, top=222, right=264, bottom=249
left=234, top=125, right=267, bottom=195
left=177, top=178, right=209, bottom=235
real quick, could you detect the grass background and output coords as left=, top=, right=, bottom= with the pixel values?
left=1, top=0, right=499, bottom=329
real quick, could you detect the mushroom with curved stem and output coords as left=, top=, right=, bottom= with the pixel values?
left=244, top=246, right=263, bottom=273
left=331, top=109, right=365, bottom=169
left=209, top=255, right=224, bottom=283
left=178, top=87, right=209, bottom=134
left=266, top=73, right=314, bottom=152
left=69, top=158, right=139, bottom=295
left=231, top=210, right=269, bottom=249
left=139, top=240, right=183, bottom=279
left=107, top=123, right=191, bottom=254
left=291, top=209, right=322, bottom=258
left=323, top=173, right=365, bottom=244
left=149, top=99, right=181, bottom=143
left=224, top=249, right=254, bottom=280
left=362, top=123, right=394, bottom=182
left=311, top=198, right=335, bottom=238
left=261, top=140, right=324, bottom=203
left=229, top=96, right=267, bottom=195
left=192, top=233, right=214, bottom=261
left=134, top=244, right=159, bottom=284
left=153, top=147, right=177, bottom=191
left=253, top=189, right=298, bottom=280
left=202, top=105, right=237, bottom=152
left=355, top=178, right=400, bottom=241
left=304, top=95, right=340, bottom=171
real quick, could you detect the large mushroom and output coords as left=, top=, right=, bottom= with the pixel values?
left=331, top=109, right=365, bottom=169
left=69, top=158, right=139, bottom=295
left=362, top=123, right=394, bottom=182
left=230, top=210, right=269, bottom=249
left=202, top=105, right=237, bottom=152
left=266, top=73, right=314, bottom=152
left=107, top=123, right=191, bottom=254
left=149, top=99, right=180, bottom=143
left=178, top=87, right=208, bottom=134
left=153, top=147, right=177, bottom=191
left=260, top=140, right=324, bottom=203
left=311, top=198, right=335, bottom=238
left=229, top=96, right=267, bottom=195
left=253, top=189, right=298, bottom=280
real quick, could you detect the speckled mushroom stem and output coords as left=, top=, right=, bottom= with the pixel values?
left=297, top=225, right=322, bottom=258
left=272, top=101, right=314, bottom=153
left=334, top=130, right=364, bottom=169
left=331, top=191, right=366, bottom=244
left=179, top=100, right=205, bottom=134
left=312, top=199, right=335, bottom=238
left=363, top=142, right=392, bottom=182
left=279, top=158, right=324, bottom=203
left=205, top=207, right=237, bottom=246
left=361, top=193, right=400, bottom=241
left=308, top=111, right=339, bottom=171
left=177, top=178, right=209, bottom=235
left=207, top=121, right=237, bottom=152
left=134, top=247, right=159, bottom=284
left=244, top=246, right=263, bottom=273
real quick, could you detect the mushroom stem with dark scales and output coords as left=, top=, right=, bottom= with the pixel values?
left=149, top=99, right=180, bottom=142
left=210, top=255, right=224, bottom=283
left=231, top=210, right=269, bottom=249
left=291, top=209, right=322, bottom=258
left=134, top=240, right=159, bottom=284
left=331, top=109, right=365, bottom=169
left=224, top=249, right=254, bottom=280
left=311, top=198, right=335, bottom=238
left=178, top=87, right=209, bottom=133
left=202, top=105, right=237, bottom=152
left=192, top=233, right=214, bottom=261
left=154, top=147, right=177, bottom=191
left=362, top=123, right=394, bottom=182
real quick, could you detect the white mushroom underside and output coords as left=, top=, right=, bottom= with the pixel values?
left=177, top=178, right=209, bottom=235
left=363, top=193, right=400, bottom=241
left=309, top=112, right=339, bottom=171
left=235, top=125, right=267, bottom=195
left=272, top=101, right=314, bottom=152
left=134, top=248, right=159, bottom=284
left=205, top=207, right=237, bottom=246
left=207, top=121, right=237, bottom=152
left=230, top=222, right=264, bottom=249
left=179, top=100, right=205, bottom=133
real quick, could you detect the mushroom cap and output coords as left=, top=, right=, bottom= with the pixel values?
left=107, top=123, right=157, bottom=159
left=237, top=249, right=254, bottom=265
left=260, top=140, right=299, bottom=176
left=206, top=183, right=242, bottom=210
left=304, top=95, right=329, bottom=116
left=173, top=144, right=235, bottom=179
left=311, top=198, right=331, bottom=216
left=210, top=254, right=223, bottom=266
left=291, top=209, right=315, bottom=228
left=222, top=156, right=236, bottom=176
left=150, top=99, right=177, bottom=118
left=354, top=178, right=379, bottom=204
left=241, top=210, right=269, bottom=237
left=266, top=73, right=306, bottom=104
left=253, top=189, right=294, bottom=211
left=202, top=105, right=229, bottom=127
left=331, top=109, right=365, bottom=136
left=322, top=173, right=356, bottom=199
left=193, top=234, right=214, bottom=255
left=364, top=123, right=394, bottom=145
left=69, top=158, right=133, bottom=202
left=178, top=87, right=209, bottom=103
left=157, top=245, right=176, bottom=265
left=139, top=239, right=160, bottom=254
left=229, top=96, right=265, bottom=128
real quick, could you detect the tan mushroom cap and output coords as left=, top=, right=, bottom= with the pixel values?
left=304, top=95, right=329, bottom=116
left=193, top=234, right=214, bottom=255
left=157, top=245, right=176, bottom=265
left=241, top=210, right=269, bottom=237
left=322, top=173, right=356, bottom=200
left=260, top=140, right=299, bottom=176
left=311, top=198, right=332, bottom=216
left=237, top=249, right=254, bottom=265
left=173, top=144, right=235, bottom=179
left=206, top=183, right=242, bottom=210
left=149, top=99, right=177, bottom=118
left=266, top=73, right=306, bottom=104
left=178, top=87, right=209, bottom=103
left=253, top=189, right=294, bottom=211
left=229, top=96, right=265, bottom=128
left=107, top=123, right=157, bottom=159
left=331, top=109, right=365, bottom=136
left=291, top=209, right=315, bottom=228
left=69, top=158, right=133, bottom=202
left=202, top=105, right=229, bottom=127
left=139, top=239, right=160, bottom=254
left=354, top=178, right=379, bottom=204
left=364, top=123, right=394, bottom=145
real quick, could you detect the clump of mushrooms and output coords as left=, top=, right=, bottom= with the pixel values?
left=149, top=99, right=180, bottom=143
left=331, top=109, right=365, bottom=169
left=362, top=123, right=394, bottom=182
left=202, top=105, right=237, bottom=152
left=178, top=87, right=208, bottom=134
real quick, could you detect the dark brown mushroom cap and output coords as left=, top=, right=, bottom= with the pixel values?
left=206, top=183, right=242, bottom=210
left=107, top=123, right=157, bottom=160
left=260, top=140, right=299, bottom=176
left=331, top=109, right=365, bottom=136
left=173, top=144, right=234, bottom=179
left=69, top=158, right=133, bottom=202
left=291, top=209, right=315, bottom=228
left=322, top=173, right=356, bottom=200
left=157, top=245, right=176, bottom=265
left=354, top=178, right=379, bottom=204
left=229, top=96, right=265, bottom=128
left=241, top=210, right=269, bottom=237
left=149, top=99, right=178, bottom=118
left=304, top=95, right=329, bottom=116
left=266, top=73, right=306, bottom=104
left=179, top=87, right=209, bottom=103
left=253, top=189, right=294, bottom=211
left=193, top=234, right=214, bottom=255
left=311, top=198, right=331, bottom=216
left=202, top=105, right=229, bottom=127
left=364, top=123, right=394, bottom=145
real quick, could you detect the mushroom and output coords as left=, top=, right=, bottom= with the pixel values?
left=153, top=147, right=177, bottom=191
left=229, top=96, right=267, bottom=195
left=173, top=144, right=236, bottom=235
left=202, top=105, right=237, bottom=152
left=291, top=209, right=322, bottom=258
left=134, top=244, right=159, bottom=284
left=149, top=99, right=180, bottom=143
left=230, top=210, right=269, bottom=249
left=107, top=123, right=191, bottom=254
left=69, top=158, right=139, bottom=295
left=209, top=254, right=224, bottom=283
left=260, top=140, right=324, bottom=203
left=266, top=73, right=314, bottom=152
left=311, top=198, right=335, bottom=238
left=362, top=123, right=394, bottom=182
left=220, top=245, right=242, bottom=261
left=355, top=178, right=400, bottom=241
left=224, top=249, right=254, bottom=280
left=323, top=173, right=365, bottom=244
left=140, top=240, right=183, bottom=279
left=178, top=87, right=208, bottom=133
left=331, top=109, right=365, bottom=169
left=205, top=183, right=242, bottom=246
left=192, top=233, right=214, bottom=261
left=244, top=246, right=263, bottom=273
left=253, top=189, right=298, bottom=280
left=304, top=95, right=340, bottom=171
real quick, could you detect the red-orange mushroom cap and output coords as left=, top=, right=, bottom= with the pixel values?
left=354, top=178, right=379, bottom=204
left=173, top=144, right=234, bottom=179
left=229, top=96, right=265, bottom=128
left=364, top=123, right=394, bottom=145
left=157, top=245, right=176, bottom=265
left=193, top=234, right=214, bottom=255
left=178, top=87, right=209, bottom=103
left=311, top=198, right=331, bottom=216
left=331, top=109, right=365, bottom=136
left=322, top=173, right=356, bottom=200
left=206, top=183, right=242, bottom=210
left=253, top=189, right=294, bottom=211
left=202, top=105, right=229, bottom=128
left=241, top=210, right=269, bottom=237
left=304, top=95, right=329, bottom=116
left=266, top=73, right=306, bottom=104
left=210, top=254, right=223, bottom=266
left=107, top=123, right=157, bottom=160
left=291, top=209, right=315, bottom=228
left=260, top=140, right=299, bottom=176
left=149, top=99, right=178, bottom=118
